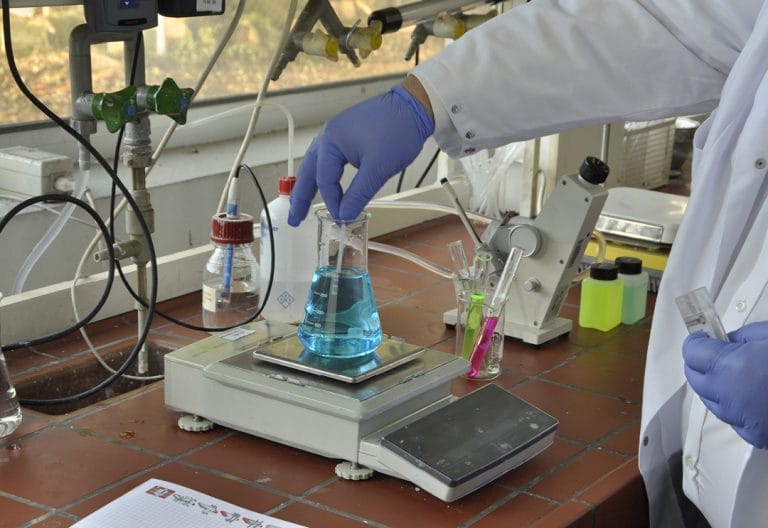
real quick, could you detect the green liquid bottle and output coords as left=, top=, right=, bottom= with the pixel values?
left=579, top=262, right=623, bottom=331
left=615, top=256, right=648, bottom=324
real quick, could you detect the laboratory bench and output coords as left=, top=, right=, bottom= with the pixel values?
left=1, top=216, right=652, bottom=528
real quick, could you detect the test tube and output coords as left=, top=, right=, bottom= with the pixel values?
left=472, top=252, right=493, bottom=295
left=447, top=240, right=471, bottom=295
left=468, top=247, right=523, bottom=377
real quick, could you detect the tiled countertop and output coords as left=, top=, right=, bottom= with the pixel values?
left=1, top=216, right=652, bottom=528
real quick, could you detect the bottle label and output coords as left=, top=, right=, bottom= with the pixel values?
left=202, top=284, right=218, bottom=312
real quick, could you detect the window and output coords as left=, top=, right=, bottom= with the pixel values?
left=0, top=1, right=446, bottom=126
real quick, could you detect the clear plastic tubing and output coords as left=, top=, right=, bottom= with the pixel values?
left=13, top=170, right=89, bottom=294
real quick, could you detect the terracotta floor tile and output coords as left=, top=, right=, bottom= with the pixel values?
left=370, top=266, right=445, bottom=304
left=567, top=322, right=626, bottom=349
left=5, top=349, right=59, bottom=377
left=0, top=413, right=52, bottom=447
left=598, top=325, right=652, bottom=360
left=0, top=427, right=161, bottom=508
left=182, top=433, right=336, bottom=496
left=496, top=438, right=583, bottom=489
left=26, top=516, right=76, bottom=528
left=511, top=380, right=640, bottom=443
left=33, top=316, right=138, bottom=358
left=0, top=496, right=45, bottom=528
left=543, top=348, right=645, bottom=404
left=601, top=421, right=641, bottom=455
left=70, top=387, right=228, bottom=456
left=373, top=216, right=479, bottom=251
left=529, top=500, right=593, bottom=528
left=530, top=448, right=628, bottom=502
left=378, top=302, right=454, bottom=348
left=29, top=515, right=77, bottom=528
left=470, top=493, right=557, bottom=528
left=501, top=336, right=581, bottom=378
left=579, top=458, right=648, bottom=527
left=306, top=476, right=510, bottom=528
left=275, top=502, right=375, bottom=528
left=66, top=461, right=287, bottom=519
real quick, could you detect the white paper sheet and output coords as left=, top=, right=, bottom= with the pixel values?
left=72, top=478, right=306, bottom=528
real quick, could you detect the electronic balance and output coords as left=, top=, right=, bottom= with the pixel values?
left=164, top=320, right=558, bottom=502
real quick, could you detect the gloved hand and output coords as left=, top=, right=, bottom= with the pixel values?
left=683, top=321, right=768, bottom=449
left=287, top=84, right=434, bottom=226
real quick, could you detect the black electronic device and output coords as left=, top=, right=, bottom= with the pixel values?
left=84, top=1, right=159, bottom=32
left=158, top=0, right=225, bottom=17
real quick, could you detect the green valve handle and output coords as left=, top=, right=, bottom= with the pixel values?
left=146, top=78, right=194, bottom=125
left=91, top=86, right=139, bottom=133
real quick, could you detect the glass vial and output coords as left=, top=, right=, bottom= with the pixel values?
left=298, top=209, right=382, bottom=359
left=615, top=256, right=648, bottom=324
left=0, top=293, right=22, bottom=438
left=202, top=213, right=260, bottom=328
left=579, top=262, right=623, bottom=331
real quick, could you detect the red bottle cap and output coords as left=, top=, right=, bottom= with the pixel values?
left=210, top=213, right=254, bottom=244
left=278, top=176, right=296, bottom=195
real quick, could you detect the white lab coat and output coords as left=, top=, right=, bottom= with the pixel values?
left=412, top=1, right=768, bottom=526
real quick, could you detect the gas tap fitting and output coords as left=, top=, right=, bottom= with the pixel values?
left=138, top=77, right=194, bottom=125
left=404, top=14, right=465, bottom=61
left=76, top=85, right=140, bottom=133
left=342, top=20, right=383, bottom=59
left=295, top=30, right=339, bottom=61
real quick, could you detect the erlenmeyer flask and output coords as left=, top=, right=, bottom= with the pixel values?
left=298, top=210, right=382, bottom=359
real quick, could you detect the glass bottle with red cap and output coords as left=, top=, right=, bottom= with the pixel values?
left=202, top=212, right=260, bottom=328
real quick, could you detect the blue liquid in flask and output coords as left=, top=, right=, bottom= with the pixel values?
left=298, top=266, right=382, bottom=358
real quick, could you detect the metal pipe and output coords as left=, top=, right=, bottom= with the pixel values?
left=369, top=0, right=497, bottom=33
left=135, top=262, right=149, bottom=374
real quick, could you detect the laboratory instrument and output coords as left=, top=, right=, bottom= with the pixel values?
left=158, top=0, right=225, bottom=17
left=676, top=287, right=729, bottom=342
left=299, top=210, right=381, bottom=359
left=259, top=176, right=317, bottom=324
left=83, top=0, right=158, bottom=32
left=596, top=187, right=687, bottom=248
left=202, top=213, right=260, bottom=328
left=616, top=256, right=648, bottom=324
left=444, top=157, right=610, bottom=344
left=579, top=262, right=623, bottom=332
left=165, top=320, right=558, bottom=501
left=0, top=293, right=22, bottom=438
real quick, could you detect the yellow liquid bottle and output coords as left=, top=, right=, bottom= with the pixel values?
left=579, top=262, right=623, bottom=332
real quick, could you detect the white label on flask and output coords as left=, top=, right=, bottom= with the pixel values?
left=197, top=0, right=223, bottom=11
left=202, top=284, right=217, bottom=312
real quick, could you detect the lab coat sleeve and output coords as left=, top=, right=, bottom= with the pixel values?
left=411, top=0, right=763, bottom=158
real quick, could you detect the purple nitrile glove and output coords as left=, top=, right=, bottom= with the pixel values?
left=683, top=321, right=768, bottom=449
left=287, top=85, right=434, bottom=226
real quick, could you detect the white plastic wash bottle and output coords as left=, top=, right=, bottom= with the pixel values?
left=260, top=176, right=317, bottom=323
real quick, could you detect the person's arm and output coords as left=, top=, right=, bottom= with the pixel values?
left=412, top=0, right=761, bottom=157
left=288, top=0, right=762, bottom=225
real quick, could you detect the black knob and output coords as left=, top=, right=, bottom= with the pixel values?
left=579, top=156, right=610, bottom=185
